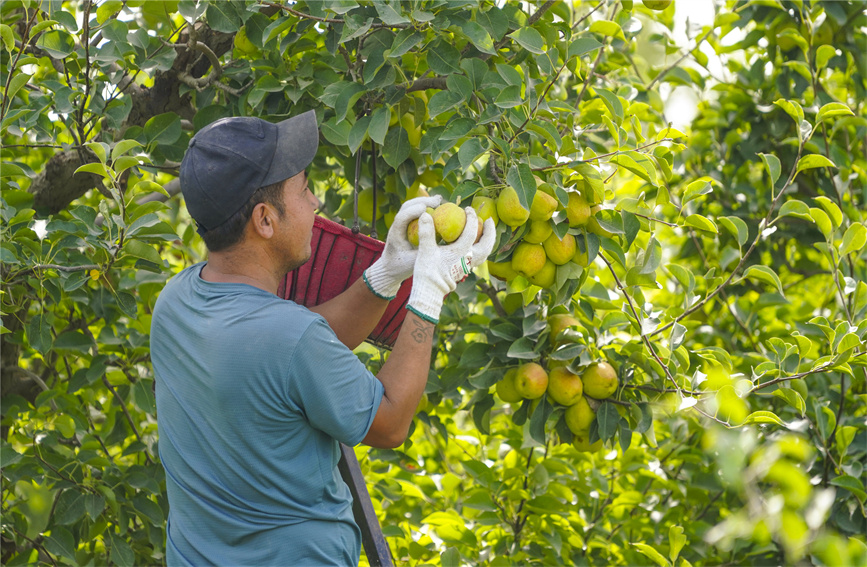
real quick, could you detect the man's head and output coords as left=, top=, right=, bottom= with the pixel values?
left=179, top=111, right=319, bottom=251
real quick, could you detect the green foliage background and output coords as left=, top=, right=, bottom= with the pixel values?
left=1, top=0, right=865, bottom=565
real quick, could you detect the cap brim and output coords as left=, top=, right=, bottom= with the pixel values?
left=262, top=110, right=319, bottom=186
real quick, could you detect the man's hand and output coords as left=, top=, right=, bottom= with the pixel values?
left=363, top=195, right=443, bottom=299
left=405, top=207, right=478, bottom=323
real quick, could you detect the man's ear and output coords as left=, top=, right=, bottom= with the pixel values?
left=249, top=202, right=277, bottom=239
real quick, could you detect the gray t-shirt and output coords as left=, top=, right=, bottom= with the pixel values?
left=151, top=263, right=384, bottom=566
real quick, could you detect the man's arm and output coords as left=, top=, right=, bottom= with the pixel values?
left=360, top=209, right=479, bottom=449
left=308, top=278, right=390, bottom=350
left=361, top=311, right=434, bottom=448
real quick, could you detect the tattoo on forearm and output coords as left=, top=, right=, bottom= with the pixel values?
left=410, top=318, right=433, bottom=343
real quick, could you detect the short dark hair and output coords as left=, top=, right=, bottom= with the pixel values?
left=201, top=179, right=286, bottom=252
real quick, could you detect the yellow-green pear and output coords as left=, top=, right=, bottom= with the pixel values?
left=548, top=313, right=581, bottom=344
left=514, top=362, right=549, bottom=400
left=527, top=259, right=556, bottom=288
left=496, top=186, right=530, bottom=228
left=582, top=361, right=618, bottom=399
left=566, top=192, right=591, bottom=227
left=523, top=220, right=553, bottom=244
left=529, top=191, right=558, bottom=222
left=547, top=367, right=584, bottom=406
left=543, top=232, right=577, bottom=265
left=565, top=396, right=595, bottom=434
left=472, top=195, right=499, bottom=226
left=488, top=260, right=518, bottom=281
left=431, top=202, right=467, bottom=243
left=511, top=242, right=547, bottom=278
left=496, top=369, right=523, bottom=403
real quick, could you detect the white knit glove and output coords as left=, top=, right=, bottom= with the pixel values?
left=466, top=218, right=497, bottom=272
left=406, top=208, right=478, bottom=324
left=363, top=195, right=443, bottom=299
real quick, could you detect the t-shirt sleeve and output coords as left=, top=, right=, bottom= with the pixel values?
left=285, top=317, right=384, bottom=446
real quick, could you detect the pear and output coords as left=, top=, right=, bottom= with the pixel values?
left=496, top=186, right=530, bottom=228
left=511, top=242, right=547, bottom=278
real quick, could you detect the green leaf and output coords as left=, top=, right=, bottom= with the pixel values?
left=815, top=102, right=854, bottom=124
left=669, top=526, right=687, bottom=563
left=367, top=107, right=389, bottom=145
left=319, top=117, right=350, bottom=147
left=816, top=404, right=836, bottom=441
left=809, top=207, right=833, bottom=238
left=773, top=388, right=805, bottom=416
left=815, top=45, right=836, bottom=69
left=508, top=26, right=545, bottom=54
left=5, top=73, right=31, bottom=103
left=830, top=475, right=867, bottom=504
left=742, top=410, right=785, bottom=427
left=347, top=115, right=369, bottom=155
left=428, top=90, right=464, bottom=117
left=335, top=82, right=366, bottom=123
left=458, top=138, right=485, bottom=170
left=493, top=85, right=522, bottom=109
left=206, top=0, right=243, bottom=33
left=633, top=543, right=670, bottom=567
left=426, top=42, right=461, bottom=75
left=774, top=98, right=804, bottom=125
left=54, top=330, right=94, bottom=352
left=683, top=214, right=718, bottom=234
left=109, top=531, right=135, bottom=566
left=111, top=140, right=143, bottom=162
left=595, top=89, right=624, bottom=123
left=43, top=527, right=76, bottom=561
left=132, top=180, right=170, bottom=199
left=0, top=24, right=14, bottom=53
left=835, top=426, right=858, bottom=457
left=567, top=37, right=602, bottom=59
left=682, top=178, right=713, bottom=205
left=381, top=127, right=410, bottom=168
left=55, top=489, right=86, bottom=525
left=506, top=164, right=536, bottom=212
left=719, top=216, right=748, bottom=247
left=460, top=20, right=496, bottom=55
left=123, top=239, right=163, bottom=265
left=840, top=223, right=867, bottom=256
left=836, top=333, right=861, bottom=354
left=738, top=265, right=785, bottom=296
left=814, top=196, right=843, bottom=228
left=597, top=402, right=619, bottom=441
left=778, top=199, right=812, bottom=221
left=28, top=313, right=52, bottom=354
left=133, top=379, right=156, bottom=414
left=589, top=20, right=626, bottom=42
left=373, top=0, right=409, bottom=25
left=389, top=29, right=422, bottom=57
left=507, top=337, right=536, bottom=359
left=529, top=396, right=552, bottom=443
left=796, top=154, right=836, bottom=174
left=144, top=112, right=182, bottom=146
left=96, top=0, right=123, bottom=23
left=35, top=29, right=75, bottom=58
left=758, top=153, right=781, bottom=187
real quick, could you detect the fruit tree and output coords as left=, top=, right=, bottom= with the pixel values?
left=2, top=0, right=866, bottom=565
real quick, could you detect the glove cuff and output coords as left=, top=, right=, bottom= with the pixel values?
left=363, top=261, right=401, bottom=300
left=406, top=283, right=445, bottom=324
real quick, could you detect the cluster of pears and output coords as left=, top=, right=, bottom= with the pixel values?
left=406, top=202, right=484, bottom=246
left=482, top=180, right=607, bottom=288
left=496, top=359, right=618, bottom=452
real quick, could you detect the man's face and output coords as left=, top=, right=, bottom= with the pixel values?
left=274, top=171, right=319, bottom=272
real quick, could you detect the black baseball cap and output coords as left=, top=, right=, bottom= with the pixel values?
left=179, top=111, right=319, bottom=233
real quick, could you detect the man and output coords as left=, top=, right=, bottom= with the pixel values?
left=151, top=110, right=496, bottom=566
